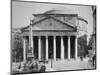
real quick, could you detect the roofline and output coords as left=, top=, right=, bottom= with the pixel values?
left=33, top=14, right=78, bottom=16
left=21, top=16, right=76, bottom=32
left=21, top=14, right=78, bottom=31
left=22, top=29, right=77, bottom=32
left=21, top=16, right=50, bottom=31
left=49, top=16, right=76, bottom=29
left=77, top=16, right=88, bottom=24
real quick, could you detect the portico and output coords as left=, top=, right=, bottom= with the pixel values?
left=22, top=31, right=78, bottom=61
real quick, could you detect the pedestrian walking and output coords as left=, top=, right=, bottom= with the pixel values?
left=92, top=54, right=96, bottom=66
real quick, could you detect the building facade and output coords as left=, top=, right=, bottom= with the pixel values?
left=21, top=9, right=80, bottom=62
left=15, top=8, right=89, bottom=63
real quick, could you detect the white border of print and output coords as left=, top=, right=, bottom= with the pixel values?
left=0, top=0, right=99, bottom=75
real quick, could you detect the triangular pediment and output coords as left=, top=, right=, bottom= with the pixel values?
left=23, top=17, right=76, bottom=31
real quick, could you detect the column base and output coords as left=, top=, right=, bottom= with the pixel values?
left=61, top=58, right=64, bottom=60
left=67, top=58, right=71, bottom=61
left=75, top=57, right=79, bottom=60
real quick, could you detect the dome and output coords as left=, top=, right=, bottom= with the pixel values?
left=44, top=6, right=77, bottom=14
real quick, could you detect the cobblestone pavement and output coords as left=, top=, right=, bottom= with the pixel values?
left=12, top=58, right=95, bottom=72
left=45, top=58, right=95, bottom=71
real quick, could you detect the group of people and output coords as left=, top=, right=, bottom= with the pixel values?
left=92, top=54, right=96, bottom=67
left=80, top=54, right=96, bottom=67
left=18, top=58, right=38, bottom=71
left=16, top=57, right=46, bottom=73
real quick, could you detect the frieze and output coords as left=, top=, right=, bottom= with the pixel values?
left=21, top=31, right=77, bottom=36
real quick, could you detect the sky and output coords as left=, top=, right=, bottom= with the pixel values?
left=12, top=1, right=93, bottom=36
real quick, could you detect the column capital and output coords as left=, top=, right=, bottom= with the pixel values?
left=75, top=35, right=78, bottom=37
left=23, top=36, right=26, bottom=39
left=68, top=36, right=71, bottom=38
left=38, top=36, right=41, bottom=38
left=61, top=36, right=63, bottom=37
left=53, top=36, right=56, bottom=39
left=68, top=36, right=71, bottom=40
left=45, top=36, right=48, bottom=39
